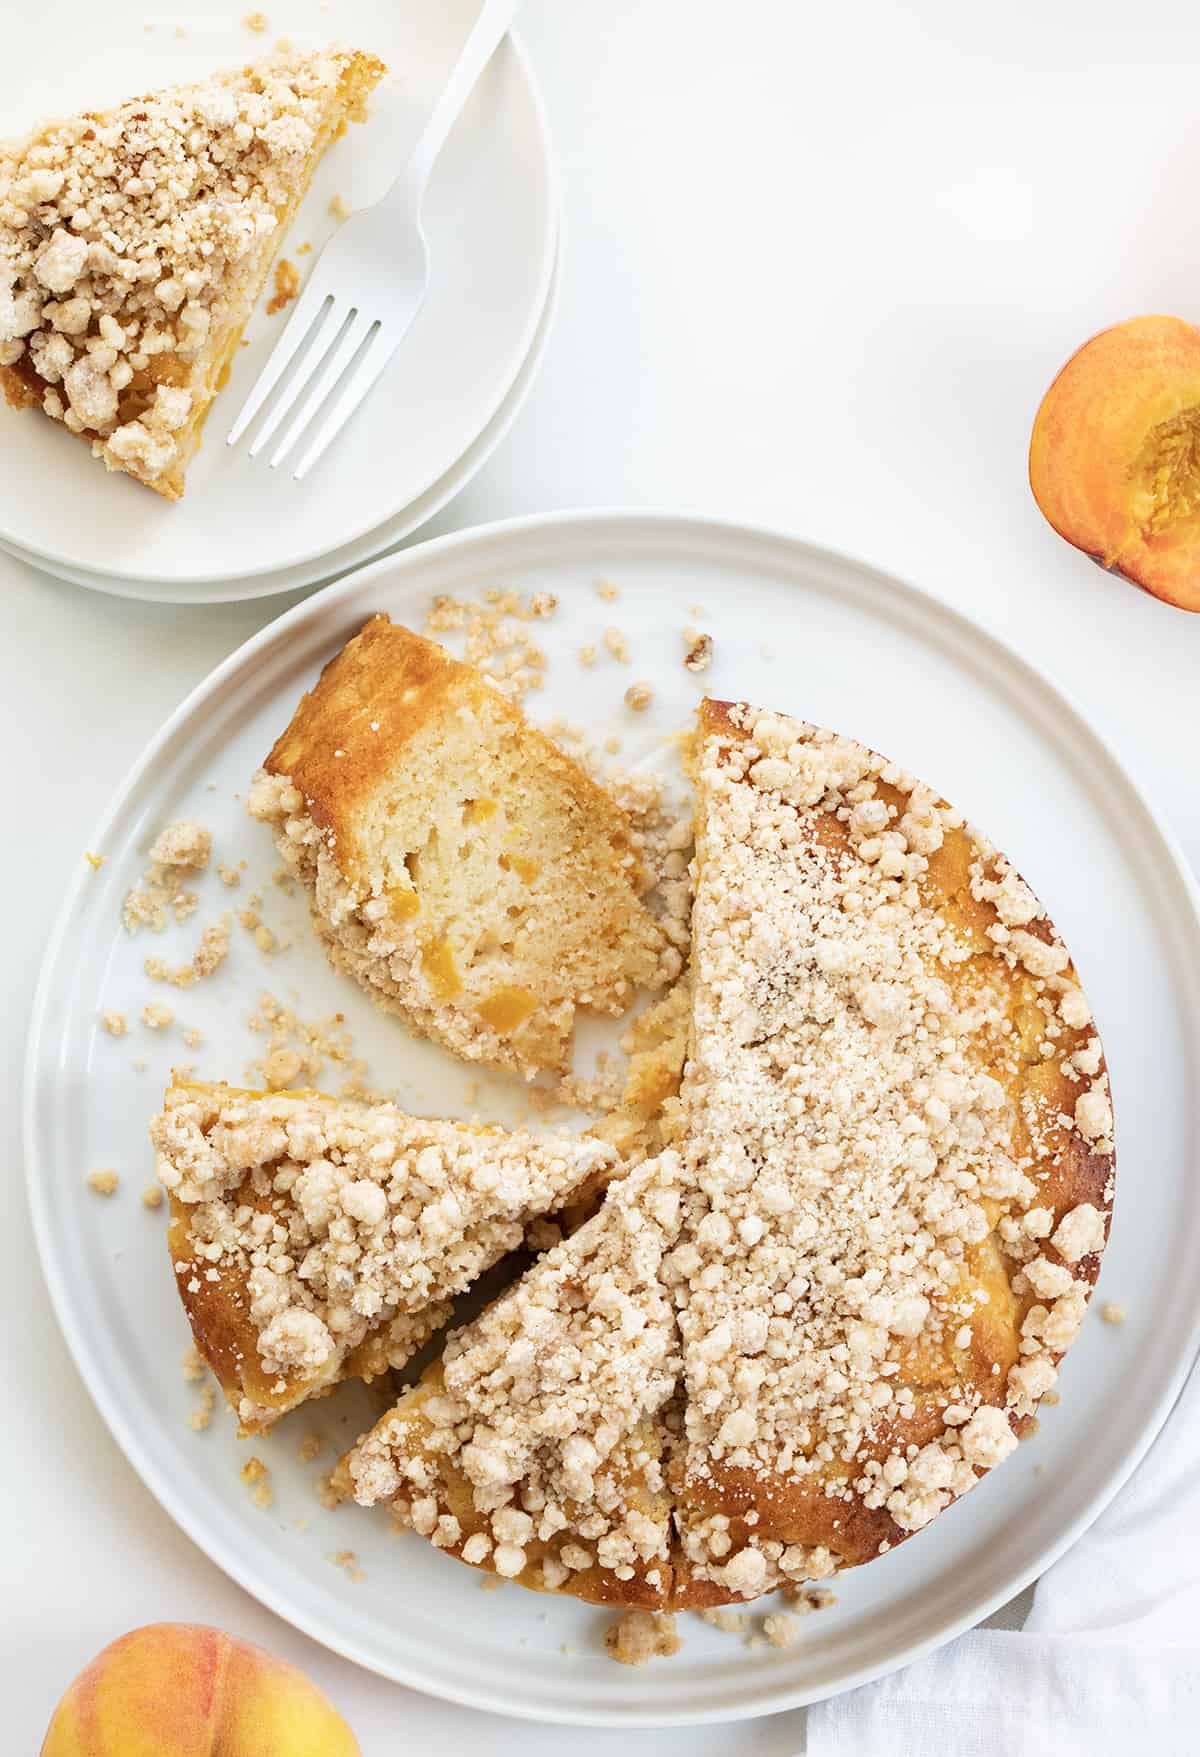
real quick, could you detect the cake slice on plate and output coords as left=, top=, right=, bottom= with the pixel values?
left=339, top=1152, right=686, bottom=1606
left=151, top=1079, right=619, bottom=1434
left=0, top=45, right=385, bottom=498
left=249, top=617, right=672, bottom=1078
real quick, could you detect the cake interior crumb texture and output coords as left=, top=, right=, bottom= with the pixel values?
left=0, top=44, right=385, bottom=497
left=249, top=616, right=674, bottom=1077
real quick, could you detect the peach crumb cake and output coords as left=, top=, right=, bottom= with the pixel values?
left=248, top=616, right=672, bottom=1079
left=0, top=45, right=385, bottom=498
left=333, top=698, right=1114, bottom=1611
left=151, top=1080, right=618, bottom=1434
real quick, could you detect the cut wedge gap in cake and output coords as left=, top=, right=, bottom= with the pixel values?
left=0, top=45, right=385, bottom=498
left=249, top=617, right=675, bottom=1079
left=151, top=1080, right=620, bottom=1434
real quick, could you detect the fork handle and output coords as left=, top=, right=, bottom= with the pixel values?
left=401, top=0, right=522, bottom=204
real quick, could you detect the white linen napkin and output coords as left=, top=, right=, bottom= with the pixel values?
left=806, top=1360, right=1200, bottom=1757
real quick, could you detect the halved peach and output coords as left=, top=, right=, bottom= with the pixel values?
left=1029, top=314, right=1200, bottom=611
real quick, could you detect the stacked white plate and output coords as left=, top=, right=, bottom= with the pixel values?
left=0, top=0, right=559, bottom=603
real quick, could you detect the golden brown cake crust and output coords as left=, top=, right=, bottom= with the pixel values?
left=264, top=616, right=648, bottom=882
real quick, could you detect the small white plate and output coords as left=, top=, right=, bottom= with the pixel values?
left=0, top=239, right=561, bottom=604
left=0, top=0, right=556, bottom=592
left=25, top=514, right=1200, bottom=1724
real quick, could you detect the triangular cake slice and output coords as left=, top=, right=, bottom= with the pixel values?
left=0, top=45, right=385, bottom=498
left=667, top=700, right=1116, bottom=1603
left=249, top=617, right=671, bottom=1078
left=151, top=1080, right=619, bottom=1433
left=339, top=1153, right=686, bottom=1607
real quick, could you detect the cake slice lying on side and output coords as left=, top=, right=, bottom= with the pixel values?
left=0, top=45, right=385, bottom=498
left=151, top=1080, right=619, bottom=1433
left=249, top=616, right=672, bottom=1078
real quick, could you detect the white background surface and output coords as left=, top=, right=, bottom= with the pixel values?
left=5, top=1, right=1200, bottom=1750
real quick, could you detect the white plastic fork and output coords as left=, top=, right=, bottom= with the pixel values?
left=227, top=0, right=521, bottom=479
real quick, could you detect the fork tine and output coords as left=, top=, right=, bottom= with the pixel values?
left=248, top=303, right=363, bottom=460
left=226, top=281, right=335, bottom=447
left=291, top=323, right=400, bottom=481
left=268, top=311, right=378, bottom=469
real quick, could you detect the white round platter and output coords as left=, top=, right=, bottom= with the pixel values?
left=0, top=236, right=560, bottom=604
left=0, top=0, right=556, bottom=592
left=24, top=512, right=1200, bottom=1724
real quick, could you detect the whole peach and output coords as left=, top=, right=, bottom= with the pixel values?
left=41, top=1624, right=360, bottom=1757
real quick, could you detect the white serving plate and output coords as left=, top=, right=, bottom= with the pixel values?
left=0, top=238, right=561, bottom=604
left=0, top=0, right=556, bottom=592
left=24, top=513, right=1200, bottom=1724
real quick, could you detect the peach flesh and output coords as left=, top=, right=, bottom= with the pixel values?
left=1029, top=313, right=1200, bottom=612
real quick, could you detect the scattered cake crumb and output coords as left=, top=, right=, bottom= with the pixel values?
left=241, top=1456, right=274, bottom=1508
left=596, top=579, right=620, bottom=602
left=132, top=1057, right=147, bottom=1073
left=579, top=645, right=597, bottom=667
left=266, top=256, right=300, bottom=315
left=624, top=681, right=653, bottom=712
left=1101, top=1302, right=1127, bottom=1325
left=145, top=918, right=231, bottom=987
left=182, top=1026, right=204, bottom=1049
left=421, top=589, right=553, bottom=700
left=150, top=823, right=211, bottom=871
left=329, top=192, right=351, bottom=221
left=762, top=1612, right=797, bottom=1648
left=85, top=851, right=105, bottom=871
left=604, top=1610, right=681, bottom=1666
left=142, top=1182, right=164, bottom=1210
left=102, top=1010, right=127, bottom=1037
left=141, top=1002, right=174, bottom=1031
left=297, top=1431, right=323, bottom=1464
left=87, top=1169, right=119, bottom=1197
left=181, top=1345, right=207, bottom=1382
left=603, top=627, right=629, bottom=663
left=217, top=863, right=242, bottom=887
left=683, top=630, right=714, bottom=672
left=699, top=1608, right=746, bottom=1634
left=245, top=992, right=365, bottom=1091
left=243, top=9, right=269, bottom=29
left=329, top=1549, right=364, bottom=1582
left=123, top=822, right=211, bottom=932
left=784, top=1587, right=837, bottom=1616
left=314, top=1472, right=341, bottom=1510
left=188, top=1383, right=216, bottom=1432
